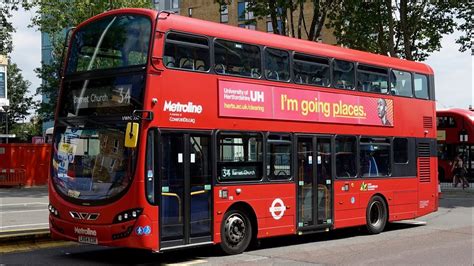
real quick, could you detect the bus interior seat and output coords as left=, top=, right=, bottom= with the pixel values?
left=163, top=56, right=175, bottom=68
left=215, top=64, right=226, bottom=74
left=180, top=58, right=194, bottom=70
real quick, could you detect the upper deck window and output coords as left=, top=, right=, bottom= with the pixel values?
left=357, top=65, right=389, bottom=94
left=414, top=73, right=429, bottom=99
left=293, top=53, right=330, bottom=86
left=164, top=33, right=210, bottom=71
left=67, top=15, right=151, bottom=74
left=214, top=39, right=261, bottom=78
left=437, top=116, right=456, bottom=128
left=333, top=60, right=355, bottom=90
left=265, top=48, right=290, bottom=81
left=390, top=70, right=412, bottom=97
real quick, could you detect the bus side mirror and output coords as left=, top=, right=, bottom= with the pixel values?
left=124, top=122, right=139, bottom=148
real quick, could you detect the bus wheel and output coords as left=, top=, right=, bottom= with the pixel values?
left=220, top=209, right=252, bottom=255
left=365, top=195, right=387, bottom=234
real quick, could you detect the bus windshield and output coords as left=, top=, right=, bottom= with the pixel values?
left=52, top=122, right=136, bottom=203
left=66, top=14, right=151, bottom=74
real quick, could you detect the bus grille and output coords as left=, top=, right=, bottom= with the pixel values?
left=418, top=142, right=431, bottom=183
left=423, top=116, right=433, bottom=128
left=417, top=143, right=430, bottom=157
left=418, top=157, right=431, bottom=182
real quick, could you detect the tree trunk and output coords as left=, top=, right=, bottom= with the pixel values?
left=308, top=0, right=320, bottom=41
left=400, top=0, right=412, bottom=60
left=297, top=0, right=304, bottom=39
left=269, top=1, right=279, bottom=34
left=385, top=0, right=396, bottom=57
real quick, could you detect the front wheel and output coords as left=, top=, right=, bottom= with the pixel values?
left=220, top=209, right=252, bottom=255
left=365, top=195, right=387, bottom=234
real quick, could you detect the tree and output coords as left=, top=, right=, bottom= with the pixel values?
left=0, top=60, right=35, bottom=132
left=455, top=1, right=473, bottom=54
left=10, top=117, right=42, bottom=142
left=0, top=2, right=30, bottom=55
left=327, top=0, right=466, bottom=61
left=216, top=0, right=340, bottom=41
left=30, top=0, right=153, bottom=121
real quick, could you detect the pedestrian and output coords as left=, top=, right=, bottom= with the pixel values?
left=451, top=154, right=469, bottom=189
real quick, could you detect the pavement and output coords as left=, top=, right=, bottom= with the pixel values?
left=0, top=183, right=472, bottom=246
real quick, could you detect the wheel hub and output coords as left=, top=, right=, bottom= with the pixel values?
left=225, top=214, right=246, bottom=246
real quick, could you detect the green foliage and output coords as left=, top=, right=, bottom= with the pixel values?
left=10, top=118, right=42, bottom=142
left=216, top=0, right=340, bottom=41
left=0, top=2, right=30, bottom=55
left=454, top=1, right=473, bottom=53
left=0, top=60, right=36, bottom=133
left=327, top=0, right=465, bottom=61
left=31, top=0, right=153, bottom=121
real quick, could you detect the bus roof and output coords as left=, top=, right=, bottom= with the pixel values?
left=437, top=108, right=474, bottom=124
left=75, top=8, right=434, bottom=75
left=158, top=12, right=434, bottom=75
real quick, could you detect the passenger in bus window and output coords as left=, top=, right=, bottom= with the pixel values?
left=377, top=98, right=391, bottom=126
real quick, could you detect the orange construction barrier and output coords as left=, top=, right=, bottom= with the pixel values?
left=0, top=144, right=51, bottom=186
left=0, top=168, right=27, bottom=187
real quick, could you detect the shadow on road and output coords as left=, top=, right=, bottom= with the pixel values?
left=58, top=222, right=423, bottom=265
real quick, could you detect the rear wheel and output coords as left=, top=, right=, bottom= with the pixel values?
left=220, top=209, right=252, bottom=255
left=365, top=195, right=387, bottom=234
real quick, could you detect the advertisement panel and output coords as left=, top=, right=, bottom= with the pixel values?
left=219, top=80, right=394, bottom=127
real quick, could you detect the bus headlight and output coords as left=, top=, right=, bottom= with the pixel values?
left=114, top=208, right=143, bottom=223
left=48, top=204, right=60, bottom=218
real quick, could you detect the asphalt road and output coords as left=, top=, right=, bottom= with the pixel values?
left=1, top=191, right=472, bottom=265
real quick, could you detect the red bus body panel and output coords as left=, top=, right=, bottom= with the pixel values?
left=49, top=9, right=438, bottom=252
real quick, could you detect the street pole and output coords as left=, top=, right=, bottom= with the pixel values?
left=5, top=111, right=8, bottom=144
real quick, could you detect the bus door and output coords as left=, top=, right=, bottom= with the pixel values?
left=159, top=131, right=213, bottom=249
left=296, top=135, right=333, bottom=231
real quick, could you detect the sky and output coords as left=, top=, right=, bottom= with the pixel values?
left=7, top=7, right=474, bottom=116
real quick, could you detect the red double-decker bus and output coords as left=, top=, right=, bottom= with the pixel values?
left=49, top=9, right=438, bottom=254
left=437, top=108, right=474, bottom=182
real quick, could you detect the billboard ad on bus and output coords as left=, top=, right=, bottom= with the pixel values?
left=219, top=80, right=393, bottom=127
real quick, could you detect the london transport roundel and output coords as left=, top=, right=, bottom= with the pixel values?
left=269, top=198, right=287, bottom=220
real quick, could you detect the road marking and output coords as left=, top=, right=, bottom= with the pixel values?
left=0, top=223, right=49, bottom=229
left=0, top=209, right=47, bottom=214
left=164, top=259, right=208, bottom=265
left=0, top=202, right=48, bottom=207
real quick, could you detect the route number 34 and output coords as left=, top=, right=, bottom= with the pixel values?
left=117, top=87, right=131, bottom=104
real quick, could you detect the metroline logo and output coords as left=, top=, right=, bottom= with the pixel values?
left=74, top=227, right=97, bottom=236
left=163, top=101, right=203, bottom=114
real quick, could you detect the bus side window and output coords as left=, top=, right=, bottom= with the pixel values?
left=414, top=73, right=429, bottom=99
left=164, top=32, right=210, bottom=72
left=332, top=60, right=355, bottom=90
left=357, top=65, right=389, bottom=94
left=265, top=48, right=290, bottom=81
left=335, top=136, right=357, bottom=178
left=293, top=53, right=330, bottom=87
left=214, top=39, right=261, bottom=78
left=390, top=70, right=412, bottom=97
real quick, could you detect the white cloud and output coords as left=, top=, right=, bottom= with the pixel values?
left=425, top=30, right=473, bottom=109
left=9, top=7, right=41, bottom=104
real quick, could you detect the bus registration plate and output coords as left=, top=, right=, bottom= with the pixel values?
left=78, top=235, right=98, bottom=244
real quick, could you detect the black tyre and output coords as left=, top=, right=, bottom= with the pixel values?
left=220, top=209, right=252, bottom=255
left=365, top=195, right=387, bottom=234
